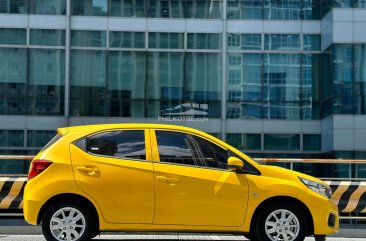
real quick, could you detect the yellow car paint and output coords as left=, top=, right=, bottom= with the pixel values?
left=24, top=123, right=339, bottom=237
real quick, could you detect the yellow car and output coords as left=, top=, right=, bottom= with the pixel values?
left=23, top=124, right=338, bottom=241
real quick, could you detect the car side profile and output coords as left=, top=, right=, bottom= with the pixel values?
left=24, top=124, right=339, bottom=241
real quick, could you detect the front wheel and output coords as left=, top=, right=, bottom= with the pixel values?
left=254, top=203, right=307, bottom=241
left=42, top=202, right=96, bottom=241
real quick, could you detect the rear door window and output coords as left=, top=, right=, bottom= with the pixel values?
left=86, top=130, right=146, bottom=160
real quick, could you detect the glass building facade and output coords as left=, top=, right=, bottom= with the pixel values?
left=0, top=0, right=366, bottom=178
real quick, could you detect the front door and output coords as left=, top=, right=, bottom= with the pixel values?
left=70, top=129, right=154, bottom=224
left=151, top=130, right=249, bottom=227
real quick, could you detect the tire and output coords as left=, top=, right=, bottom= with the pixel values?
left=41, top=201, right=97, bottom=241
left=253, top=202, right=307, bottom=241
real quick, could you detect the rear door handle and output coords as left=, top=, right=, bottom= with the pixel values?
left=156, top=176, right=180, bottom=184
left=77, top=166, right=100, bottom=176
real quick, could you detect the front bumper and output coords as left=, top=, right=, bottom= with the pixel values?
left=312, top=198, right=339, bottom=235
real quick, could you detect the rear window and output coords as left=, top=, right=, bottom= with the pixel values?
left=40, top=134, right=62, bottom=152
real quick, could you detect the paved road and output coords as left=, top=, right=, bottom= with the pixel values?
left=0, top=234, right=363, bottom=241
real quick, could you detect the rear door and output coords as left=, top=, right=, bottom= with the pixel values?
left=70, top=129, right=154, bottom=224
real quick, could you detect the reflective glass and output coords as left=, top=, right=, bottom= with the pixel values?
left=0, top=48, right=26, bottom=115
left=355, top=45, right=366, bottom=96
left=0, top=0, right=27, bottom=14
left=226, top=134, right=242, bottom=149
left=71, top=31, right=106, bottom=47
left=72, top=0, right=107, bottom=16
left=303, top=34, right=321, bottom=51
left=27, top=130, right=55, bottom=147
left=263, top=0, right=301, bottom=20
left=302, top=0, right=321, bottom=20
left=263, top=102, right=301, bottom=120
left=147, top=0, right=184, bottom=18
left=149, top=32, right=184, bottom=49
left=354, top=1, right=366, bottom=7
left=70, top=50, right=106, bottom=116
left=264, top=34, right=301, bottom=51
left=243, top=134, right=261, bottom=150
left=87, top=131, right=146, bottom=160
left=333, top=0, right=353, bottom=8
left=109, top=0, right=145, bottom=17
left=302, top=54, right=320, bottom=119
left=185, top=0, right=221, bottom=18
left=147, top=52, right=184, bottom=101
left=333, top=45, right=353, bottom=96
left=187, top=33, right=221, bottom=50
left=28, top=49, right=65, bottom=115
left=333, top=95, right=353, bottom=114
left=0, top=130, right=24, bottom=147
left=110, top=32, right=145, bottom=48
left=30, top=29, right=65, bottom=46
left=355, top=96, right=366, bottom=115
left=264, top=54, right=301, bottom=102
left=303, top=134, right=321, bottom=151
left=0, top=28, right=26, bottom=45
left=264, top=134, right=300, bottom=151
left=227, top=0, right=262, bottom=19
left=108, top=51, right=146, bottom=117
left=156, top=131, right=228, bottom=169
left=29, top=0, right=66, bottom=15
left=227, top=34, right=261, bottom=50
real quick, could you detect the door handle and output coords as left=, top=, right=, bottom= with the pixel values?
left=77, top=166, right=100, bottom=176
left=156, top=176, right=180, bottom=184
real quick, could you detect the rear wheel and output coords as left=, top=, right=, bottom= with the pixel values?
left=253, top=202, right=307, bottom=241
left=42, top=202, right=96, bottom=241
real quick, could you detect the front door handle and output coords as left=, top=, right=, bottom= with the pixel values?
left=156, top=176, right=180, bottom=184
left=77, top=166, right=100, bottom=176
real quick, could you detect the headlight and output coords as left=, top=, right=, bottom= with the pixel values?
left=298, top=177, right=332, bottom=199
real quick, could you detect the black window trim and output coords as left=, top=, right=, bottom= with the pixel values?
left=72, top=128, right=151, bottom=163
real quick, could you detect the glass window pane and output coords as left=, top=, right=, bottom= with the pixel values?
left=302, top=54, right=320, bottom=119
left=227, top=0, right=262, bottom=19
left=109, top=0, right=145, bottom=17
left=355, top=44, right=366, bottom=96
left=148, top=32, right=184, bottom=49
left=263, top=102, right=301, bottom=120
left=0, top=130, right=24, bottom=147
left=28, top=49, right=65, bottom=115
left=355, top=0, right=366, bottom=8
left=107, top=51, right=146, bottom=117
left=227, top=34, right=261, bottom=50
left=27, top=130, right=56, bottom=147
left=185, top=0, right=221, bottom=18
left=72, top=0, right=107, bottom=16
left=265, top=34, right=301, bottom=51
left=188, top=33, right=221, bottom=49
left=0, top=28, right=26, bottom=45
left=29, top=0, right=66, bottom=15
left=264, top=0, right=301, bottom=20
left=110, top=31, right=145, bottom=48
left=156, top=131, right=228, bottom=169
left=264, top=134, right=300, bottom=151
left=87, top=131, right=146, bottom=160
left=70, top=50, right=106, bottom=116
left=226, top=134, right=242, bottom=149
left=0, top=0, right=27, bottom=14
left=0, top=48, right=27, bottom=115
left=30, top=29, right=65, bottom=46
left=71, top=30, right=106, bottom=47
left=303, top=34, right=321, bottom=51
left=333, top=45, right=353, bottom=96
left=302, top=0, right=321, bottom=20
left=147, top=0, right=184, bottom=18
left=243, top=134, right=261, bottom=150
left=333, top=0, right=353, bottom=8
left=303, top=134, right=321, bottom=151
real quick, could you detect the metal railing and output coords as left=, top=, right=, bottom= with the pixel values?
left=1, top=155, right=366, bottom=221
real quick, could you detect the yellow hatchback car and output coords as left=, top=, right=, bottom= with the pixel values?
left=24, top=124, right=338, bottom=241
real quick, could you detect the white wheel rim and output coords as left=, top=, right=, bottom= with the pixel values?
left=49, top=207, right=86, bottom=241
left=265, top=209, right=300, bottom=241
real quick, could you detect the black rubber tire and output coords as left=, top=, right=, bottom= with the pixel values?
left=253, top=202, right=307, bottom=241
left=314, top=235, right=326, bottom=241
left=41, top=201, right=97, bottom=241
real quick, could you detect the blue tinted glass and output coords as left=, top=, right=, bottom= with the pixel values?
left=264, top=134, right=300, bottom=151
left=109, top=0, right=146, bottom=17
left=185, top=0, right=222, bottom=18
left=265, top=34, right=301, bottom=50
left=29, top=0, right=66, bottom=15
left=0, top=130, right=24, bottom=147
left=228, top=34, right=261, bottom=50
left=355, top=45, right=366, bottom=96
left=227, top=0, right=262, bottom=19
left=71, top=31, right=106, bottom=47
left=27, top=130, right=56, bottom=147
left=0, top=0, right=27, bottom=14
left=0, top=28, right=26, bottom=45
left=303, top=34, right=321, bottom=51
left=110, top=32, right=145, bottom=48
left=30, top=29, right=65, bottom=46
left=187, top=33, right=221, bottom=49
left=147, top=0, right=184, bottom=18
left=72, top=0, right=107, bottom=16
left=303, top=134, right=321, bottom=151
left=264, top=0, right=301, bottom=20
left=149, top=32, right=184, bottom=49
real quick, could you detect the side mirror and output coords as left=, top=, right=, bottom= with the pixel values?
left=227, top=157, right=244, bottom=172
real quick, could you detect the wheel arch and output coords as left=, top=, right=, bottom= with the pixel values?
left=249, top=196, right=314, bottom=236
left=37, top=192, right=100, bottom=232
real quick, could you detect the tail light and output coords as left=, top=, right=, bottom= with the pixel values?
left=28, top=160, right=53, bottom=180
